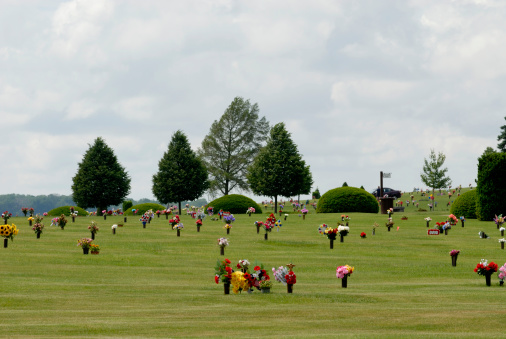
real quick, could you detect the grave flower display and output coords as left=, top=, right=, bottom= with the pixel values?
left=499, top=238, right=506, bottom=250
left=450, top=249, right=460, bottom=266
left=337, top=225, right=349, bottom=242
left=247, top=207, right=255, bottom=216
left=32, top=215, right=44, bottom=239
left=214, top=258, right=233, bottom=294
left=1, top=223, right=18, bottom=248
left=494, top=214, right=504, bottom=229
left=498, top=263, right=506, bottom=286
left=218, top=237, right=228, bottom=255
left=77, top=238, right=93, bottom=254
left=336, top=264, right=354, bottom=288
left=173, top=223, right=184, bottom=237
left=196, top=219, right=203, bottom=232
left=474, top=259, right=498, bottom=286
left=88, top=221, right=99, bottom=240
left=301, top=208, right=308, bottom=220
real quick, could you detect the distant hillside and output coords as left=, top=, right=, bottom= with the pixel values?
left=0, top=194, right=207, bottom=216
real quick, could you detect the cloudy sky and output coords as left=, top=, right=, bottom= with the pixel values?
left=1, top=0, right=504, bottom=203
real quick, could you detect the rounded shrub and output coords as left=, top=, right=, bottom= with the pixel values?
left=316, top=187, right=379, bottom=213
left=124, top=203, right=166, bottom=216
left=450, top=189, right=477, bottom=219
left=47, top=206, right=88, bottom=216
left=207, top=194, right=263, bottom=214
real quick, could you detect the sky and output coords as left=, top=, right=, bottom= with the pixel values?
left=1, top=0, right=505, bottom=203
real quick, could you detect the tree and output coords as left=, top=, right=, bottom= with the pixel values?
left=247, top=122, right=312, bottom=213
left=498, top=117, right=506, bottom=152
left=198, top=97, right=269, bottom=196
left=420, top=149, right=452, bottom=209
left=312, top=187, right=321, bottom=199
left=342, top=182, right=348, bottom=187
left=72, top=137, right=131, bottom=214
left=482, top=147, right=497, bottom=157
left=152, top=130, right=209, bottom=213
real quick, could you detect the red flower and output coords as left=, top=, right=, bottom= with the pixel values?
left=215, top=275, right=219, bottom=284
left=236, top=264, right=241, bottom=269
left=225, top=267, right=232, bottom=273
left=225, top=259, right=231, bottom=264
left=254, top=266, right=261, bottom=271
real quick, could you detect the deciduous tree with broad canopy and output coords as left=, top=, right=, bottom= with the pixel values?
left=72, top=137, right=131, bottom=215
left=420, top=149, right=452, bottom=207
left=198, top=97, right=269, bottom=196
left=247, top=122, right=313, bottom=213
left=152, top=130, right=209, bottom=213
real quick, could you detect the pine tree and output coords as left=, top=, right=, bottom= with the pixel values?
left=247, top=123, right=312, bottom=213
left=72, top=137, right=131, bottom=214
left=198, top=97, right=269, bottom=196
left=497, top=117, right=506, bottom=152
left=152, top=130, right=209, bottom=212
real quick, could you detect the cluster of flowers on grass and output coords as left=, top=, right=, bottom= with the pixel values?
left=0, top=223, right=19, bottom=241
left=474, top=259, right=498, bottom=276
left=336, top=265, right=354, bottom=279
left=449, top=249, right=460, bottom=257
left=32, top=215, right=44, bottom=234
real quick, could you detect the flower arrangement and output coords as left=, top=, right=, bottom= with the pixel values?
left=173, top=223, right=184, bottom=231
left=207, top=206, right=213, bottom=216
left=387, top=208, right=393, bottom=216
left=77, top=238, right=93, bottom=249
left=29, top=207, right=34, bottom=216
left=2, top=211, right=12, bottom=221
left=474, top=259, right=498, bottom=276
left=447, top=214, right=458, bottom=225
left=494, top=214, right=504, bottom=226
left=57, top=214, right=67, bottom=229
left=499, top=239, right=506, bottom=243
left=449, top=249, right=460, bottom=256
left=218, top=237, right=229, bottom=248
left=360, top=232, right=366, bottom=238
left=425, top=217, right=432, bottom=222
left=498, top=263, right=506, bottom=283
left=285, top=271, right=296, bottom=284
left=479, top=231, right=489, bottom=239
left=237, top=259, right=250, bottom=271
left=275, top=220, right=282, bottom=231
left=21, top=207, right=29, bottom=216
left=344, top=215, right=351, bottom=224
left=336, top=265, right=354, bottom=279
left=385, top=218, right=394, bottom=228
left=214, top=258, right=233, bottom=284
left=88, top=221, right=99, bottom=234
left=196, top=219, right=203, bottom=227
left=259, top=280, right=273, bottom=289
left=223, top=214, right=235, bottom=224
left=0, top=223, right=18, bottom=241
left=32, top=215, right=44, bottom=235
left=169, top=215, right=180, bottom=227
left=272, top=266, right=289, bottom=284
left=337, top=225, right=349, bottom=236
left=247, top=207, right=255, bottom=216
left=43, top=212, right=48, bottom=216
left=90, top=244, right=100, bottom=254
left=301, top=208, right=308, bottom=215
left=231, top=271, right=250, bottom=294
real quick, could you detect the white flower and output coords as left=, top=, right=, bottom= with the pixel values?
left=337, top=226, right=350, bottom=232
left=500, top=227, right=505, bottom=232
left=499, top=238, right=506, bottom=243
left=112, top=224, right=118, bottom=229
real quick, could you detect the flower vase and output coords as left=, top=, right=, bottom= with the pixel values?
left=256, top=225, right=260, bottom=234
left=83, top=247, right=89, bottom=255
left=91, top=232, right=95, bottom=240
left=220, top=247, right=224, bottom=256
left=165, top=214, right=168, bottom=220
left=284, top=216, right=287, bottom=221
left=330, top=239, right=334, bottom=249
left=261, top=288, right=271, bottom=294
left=502, top=242, right=504, bottom=250
left=142, top=222, right=146, bottom=228
left=461, top=220, right=464, bottom=227
left=177, top=229, right=180, bottom=237
left=426, top=221, right=429, bottom=227
left=29, top=220, right=32, bottom=226
left=502, top=230, right=504, bottom=236
left=157, top=214, right=160, bottom=218
left=500, top=280, right=504, bottom=286
left=451, top=255, right=458, bottom=267
left=303, top=214, right=306, bottom=220
left=444, top=229, right=448, bottom=235
left=340, top=233, right=344, bottom=243
left=3, top=218, right=7, bottom=224
left=486, top=274, right=491, bottom=286
left=197, top=226, right=200, bottom=232
left=346, top=222, right=349, bottom=226
left=264, top=233, right=268, bottom=241
left=498, top=224, right=500, bottom=230
left=112, top=228, right=116, bottom=235
left=91, top=251, right=99, bottom=255
left=72, top=216, right=75, bottom=223
left=373, top=229, right=376, bottom=235
left=103, top=215, right=106, bottom=220
left=342, top=276, right=348, bottom=288
left=4, top=238, right=8, bottom=248
left=124, top=217, right=127, bottom=222
left=36, top=232, right=41, bottom=239
left=279, top=211, right=282, bottom=217
left=226, top=228, right=230, bottom=235
left=387, top=226, right=391, bottom=232
left=224, top=283, right=230, bottom=295
left=287, top=283, right=293, bottom=293
left=219, top=215, right=222, bottom=220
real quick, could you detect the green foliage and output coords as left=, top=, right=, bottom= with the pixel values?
left=498, top=116, right=506, bottom=152
left=124, top=203, right=166, bottom=216
left=0, top=194, right=75, bottom=214
left=122, top=200, right=133, bottom=212
left=247, top=122, right=312, bottom=213
left=420, top=149, right=452, bottom=193
left=152, top=130, right=209, bottom=212
left=450, top=190, right=477, bottom=219
left=342, top=182, right=348, bottom=187
left=47, top=205, right=88, bottom=216
left=476, top=152, right=506, bottom=220
left=207, top=194, right=262, bottom=214
left=71, top=137, right=131, bottom=214
left=312, top=187, right=321, bottom=199
left=199, top=97, right=270, bottom=195
left=482, top=147, right=497, bottom=157
left=316, top=187, right=379, bottom=213
left=360, top=186, right=365, bottom=190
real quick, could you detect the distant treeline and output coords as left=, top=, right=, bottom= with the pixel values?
left=0, top=194, right=207, bottom=216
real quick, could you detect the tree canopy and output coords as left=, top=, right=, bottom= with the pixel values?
left=152, top=130, right=209, bottom=212
left=420, top=149, right=451, bottom=200
left=198, top=97, right=269, bottom=196
left=247, top=122, right=312, bottom=213
left=498, top=116, right=506, bottom=152
left=72, top=137, right=131, bottom=214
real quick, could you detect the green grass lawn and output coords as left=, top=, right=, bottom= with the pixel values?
left=1, top=190, right=505, bottom=338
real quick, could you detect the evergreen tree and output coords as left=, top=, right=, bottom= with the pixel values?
left=342, top=182, right=348, bottom=187
left=498, top=117, right=506, bottom=152
left=72, top=137, right=131, bottom=214
left=482, top=147, right=497, bottom=157
left=420, top=149, right=452, bottom=208
left=247, top=123, right=312, bottom=213
left=312, top=187, right=321, bottom=199
left=152, top=130, right=209, bottom=212
left=198, top=97, right=269, bottom=196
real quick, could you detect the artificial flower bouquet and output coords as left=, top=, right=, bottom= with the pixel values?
left=449, top=249, right=460, bottom=257
left=90, top=244, right=100, bottom=254
left=337, top=225, right=349, bottom=236
left=447, top=214, right=458, bottom=225
left=57, top=214, right=67, bottom=229
left=207, top=207, right=213, bottom=216
left=218, top=237, right=229, bottom=248
left=387, top=208, right=393, bottom=216
left=474, top=259, right=498, bottom=276
left=88, top=221, right=99, bottom=234
left=172, top=223, right=184, bottom=231
left=494, top=214, right=504, bottom=229
left=169, top=215, right=180, bottom=227
left=2, top=211, right=12, bottom=221
left=77, top=238, right=93, bottom=254
left=272, top=266, right=289, bottom=284
left=21, top=207, right=29, bottom=216
left=301, top=208, right=308, bottom=215
left=498, top=263, right=506, bottom=285
left=385, top=218, right=394, bottom=228
left=247, top=207, right=255, bottom=216
left=196, top=219, right=203, bottom=227
left=259, top=279, right=273, bottom=289
left=0, top=223, right=18, bottom=242
left=140, top=214, right=150, bottom=225
left=336, top=264, right=354, bottom=279
left=32, top=215, right=44, bottom=235
left=214, top=258, right=233, bottom=285
left=360, top=232, right=366, bottom=238
left=223, top=214, right=235, bottom=225
left=237, top=259, right=250, bottom=272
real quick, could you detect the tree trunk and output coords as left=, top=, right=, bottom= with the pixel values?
left=274, top=195, right=278, bottom=214
left=97, top=207, right=106, bottom=216
left=178, top=201, right=182, bottom=215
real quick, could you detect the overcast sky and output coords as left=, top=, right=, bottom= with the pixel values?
left=1, top=0, right=504, bottom=203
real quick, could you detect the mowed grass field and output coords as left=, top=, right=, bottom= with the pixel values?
left=1, top=191, right=505, bottom=338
